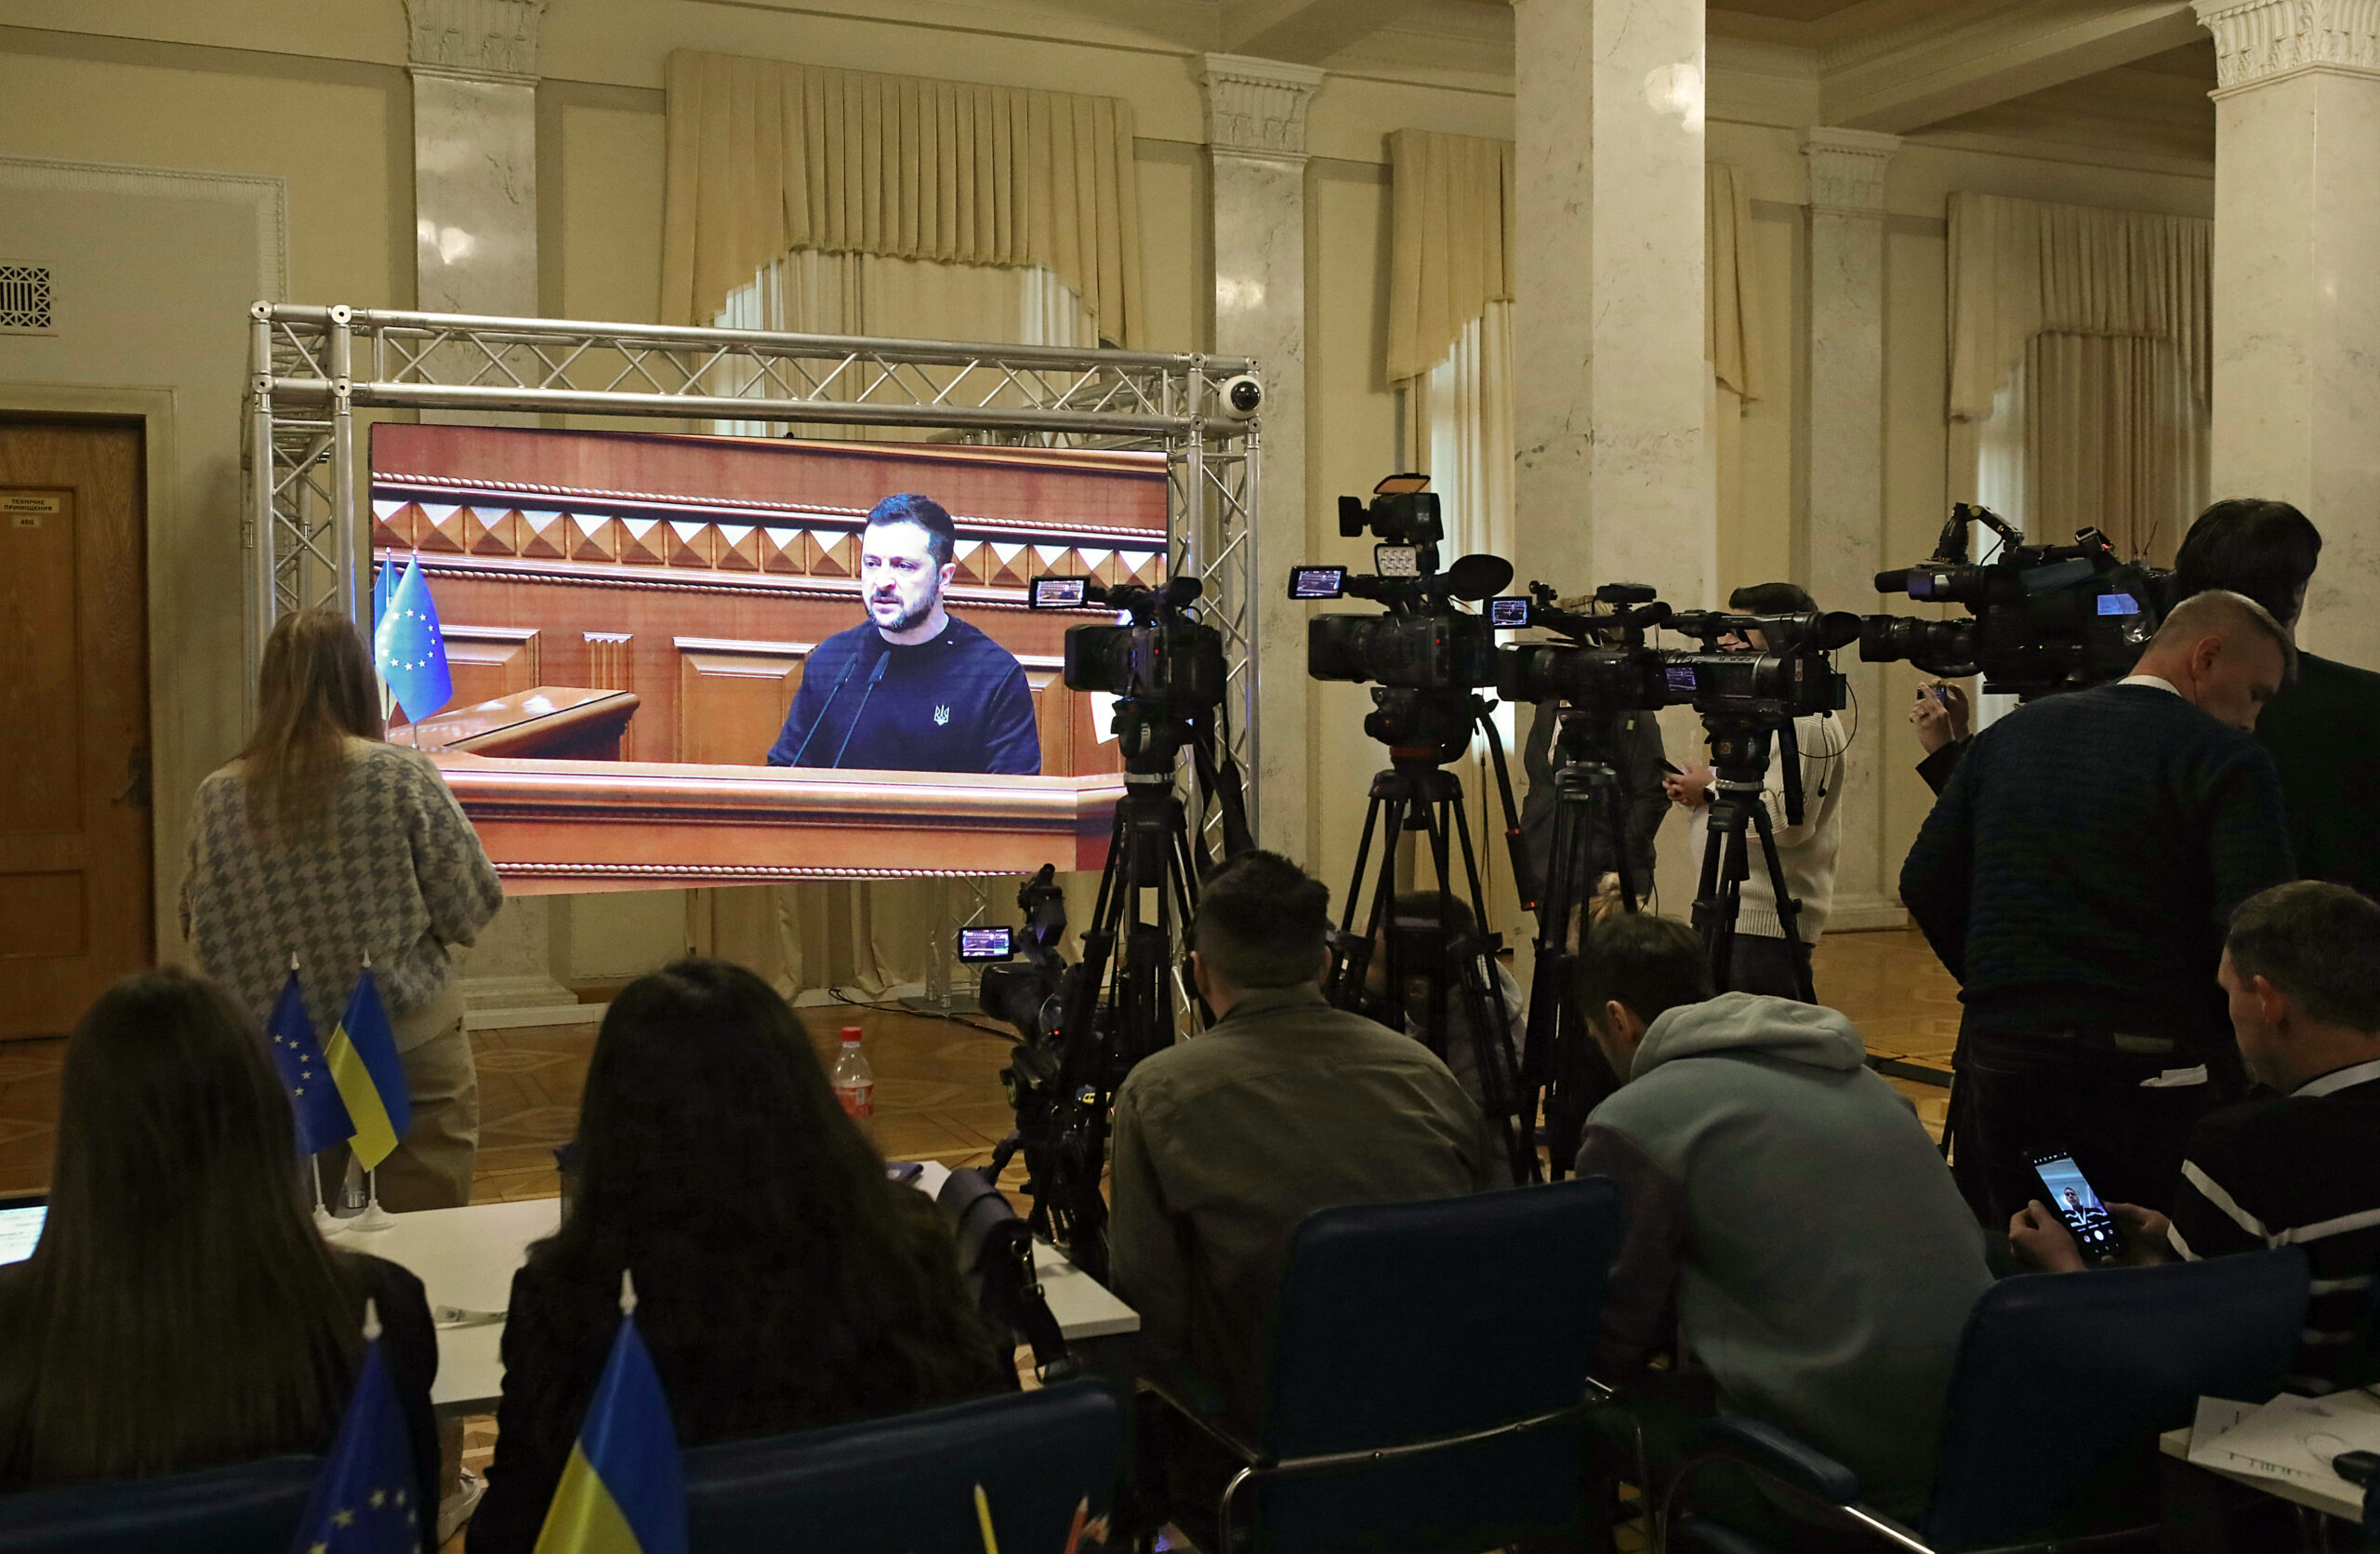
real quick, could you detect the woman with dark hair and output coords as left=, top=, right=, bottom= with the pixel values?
left=183, top=607, right=503, bottom=1209
left=0, top=970, right=438, bottom=1514
left=469, top=961, right=1011, bottom=1554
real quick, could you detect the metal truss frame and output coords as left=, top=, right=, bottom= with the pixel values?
left=244, top=302, right=1263, bottom=847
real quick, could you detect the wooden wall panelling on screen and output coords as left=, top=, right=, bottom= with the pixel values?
left=442, top=624, right=540, bottom=709
left=0, top=421, right=151, bottom=1040
left=677, top=637, right=811, bottom=766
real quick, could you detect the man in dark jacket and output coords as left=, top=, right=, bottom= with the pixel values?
left=2175, top=498, right=2380, bottom=900
left=1902, top=590, right=2296, bottom=1224
left=1520, top=699, right=1668, bottom=905
left=766, top=493, right=1040, bottom=774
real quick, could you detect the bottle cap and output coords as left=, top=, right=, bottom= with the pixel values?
left=840, top=1026, right=864, bottom=1044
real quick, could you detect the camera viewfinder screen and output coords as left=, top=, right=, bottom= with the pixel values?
left=958, top=925, right=1014, bottom=962
left=0, top=1203, right=45, bottom=1267
left=1031, top=577, right=1090, bottom=609
left=1488, top=596, right=1532, bottom=629
left=2030, top=1152, right=2122, bottom=1255
left=2097, top=591, right=2141, bottom=616
left=1289, top=565, right=1348, bottom=600
left=1664, top=664, right=1699, bottom=696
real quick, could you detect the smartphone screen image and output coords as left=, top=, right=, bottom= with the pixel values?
left=2028, top=1150, right=2127, bottom=1261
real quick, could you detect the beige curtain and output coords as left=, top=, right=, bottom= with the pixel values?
left=697, top=250, right=1099, bottom=999
left=1947, top=191, right=2209, bottom=562
left=661, top=50, right=1145, bottom=346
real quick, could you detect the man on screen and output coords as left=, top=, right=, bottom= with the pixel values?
left=766, top=493, right=1041, bottom=775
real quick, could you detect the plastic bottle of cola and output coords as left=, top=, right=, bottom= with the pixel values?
left=831, top=1026, right=876, bottom=1136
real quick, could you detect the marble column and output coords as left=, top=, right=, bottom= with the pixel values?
left=406, top=0, right=543, bottom=318
left=1201, top=54, right=1321, bottom=857
left=406, top=0, right=570, bottom=1011
left=1511, top=0, right=1712, bottom=605
left=2195, top=0, right=2380, bottom=665
left=1802, top=127, right=1904, bottom=930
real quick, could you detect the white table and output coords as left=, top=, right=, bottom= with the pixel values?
left=329, top=1169, right=1137, bottom=1415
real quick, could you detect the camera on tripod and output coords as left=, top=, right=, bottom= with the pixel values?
left=1495, top=581, right=1674, bottom=710
left=1858, top=502, right=2172, bottom=699
left=1030, top=575, right=1226, bottom=759
left=1661, top=608, right=1861, bottom=722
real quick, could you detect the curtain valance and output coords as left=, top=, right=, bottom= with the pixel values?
left=1385, top=130, right=1762, bottom=399
left=1947, top=191, right=2209, bottom=422
left=661, top=50, right=1145, bottom=345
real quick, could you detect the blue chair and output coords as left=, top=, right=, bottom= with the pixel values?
left=684, top=1380, right=1124, bottom=1554
left=1142, top=1175, right=1630, bottom=1554
left=1660, top=1249, right=2312, bottom=1553
left=0, top=1453, right=318, bottom=1553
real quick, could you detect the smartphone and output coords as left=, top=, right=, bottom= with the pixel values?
left=2028, top=1149, right=2127, bottom=1262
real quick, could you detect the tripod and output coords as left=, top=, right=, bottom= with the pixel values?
left=1521, top=708, right=1646, bottom=1179
left=988, top=713, right=1249, bottom=1284
left=1688, top=715, right=1816, bottom=1003
left=1324, top=693, right=1537, bottom=1186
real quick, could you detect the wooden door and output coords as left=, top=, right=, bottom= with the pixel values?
left=0, top=421, right=150, bottom=1039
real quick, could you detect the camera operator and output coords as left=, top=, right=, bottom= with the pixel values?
left=1662, top=584, right=1846, bottom=998
left=1520, top=610, right=1670, bottom=902
left=2008, top=881, right=2380, bottom=1397
left=1106, top=850, right=1496, bottom=1430
left=1363, top=889, right=1527, bottom=1122
left=2175, top=498, right=2380, bottom=901
left=1901, top=590, right=2298, bottom=1225
left=1909, top=679, right=1971, bottom=795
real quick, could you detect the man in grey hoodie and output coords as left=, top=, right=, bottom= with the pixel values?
left=1577, top=912, right=1993, bottom=1524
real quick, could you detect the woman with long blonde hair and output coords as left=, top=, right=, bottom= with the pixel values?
left=182, top=608, right=501, bottom=1208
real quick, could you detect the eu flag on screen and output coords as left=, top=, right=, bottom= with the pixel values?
left=287, top=1311, right=422, bottom=1554
left=374, top=555, right=452, bottom=725
left=532, top=1290, right=686, bottom=1554
left=267, top=969, right=355, bottom=1159
left=326, top=969, right=413, bottom=1173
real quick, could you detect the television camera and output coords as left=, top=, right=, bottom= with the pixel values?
left=1859, top=503, right=2171, bottom=699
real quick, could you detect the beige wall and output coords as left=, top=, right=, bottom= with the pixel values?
left=0, top=1, right=2216, bottom=976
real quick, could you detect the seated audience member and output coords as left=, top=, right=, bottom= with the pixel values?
left=470, top=960, right=1009, bottom=1554
left=0, top=971, right=438, bottom=1515
left=2010, top=881, right=2380, bottom=1396
left=1108, top=850, right=1497, bottom=1426
left=1362, top=888, right=1527, bottom=1117
left=1577, top=912, right=1992, bottom=1525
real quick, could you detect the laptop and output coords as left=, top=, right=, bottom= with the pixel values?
left=0, top=1196, right=47, bottom=1267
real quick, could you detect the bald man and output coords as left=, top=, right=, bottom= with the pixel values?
left=1902, top=591, right=2297, bottom=1225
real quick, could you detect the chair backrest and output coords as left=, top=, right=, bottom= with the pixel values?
left=1248, top=1175, right=1628, bottom=1554
left=1924, top=1249, right=2309, bottom=1551
left=0, top=1453, right=318, bottom=1554
left=684, top=1380, right=1122, bottom=1554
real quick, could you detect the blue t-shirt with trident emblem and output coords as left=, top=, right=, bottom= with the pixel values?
left=766, top=613, right=1041, bottom=774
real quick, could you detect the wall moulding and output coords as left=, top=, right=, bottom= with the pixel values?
left=1198, top=53, right=1326, bottom=158
left=1802, top=126, right=1903, bottom=215
left=404, top=0, right=548, bottom=80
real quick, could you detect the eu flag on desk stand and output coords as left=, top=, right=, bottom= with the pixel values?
left=326, top=967, right=412, bottom=1173
left=371, top=555, right=393, bottom=639
left=374, top=555, right=451, bottom=727
left=532, top=1270, right=686, bottom=1554
left=287, top=1299, right=422, bottom=1554
left=268, top=966, right=355, bottom=1159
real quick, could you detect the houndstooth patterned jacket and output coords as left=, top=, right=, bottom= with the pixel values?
left=183, top=739, right=504, bottom=1047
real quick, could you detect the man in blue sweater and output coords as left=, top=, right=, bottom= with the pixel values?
left=1902, top=590, right=2297, bottom=1224
left=765, top=493, right=1041, bottom=774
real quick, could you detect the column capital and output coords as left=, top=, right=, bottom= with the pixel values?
left=1801, top=126, right=1902, bottom=215
left=405, top=0, right=548, bottom=83
left=1199, top=54, right=1325, bottom=160
left=2194, top=0, right=2380, bottom=91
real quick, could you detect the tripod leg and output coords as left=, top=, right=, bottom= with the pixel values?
left=1434, top=795, right=1535, bottom=1185
left=1326, top=791, right=1392, bottom=1008
left=1745, top=800, right=1818, bottom=1004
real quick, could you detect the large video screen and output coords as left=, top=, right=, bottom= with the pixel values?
left=366, top=425, right=1165, bottom=890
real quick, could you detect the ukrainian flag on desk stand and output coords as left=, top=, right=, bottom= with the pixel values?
left=325, top=967, right=411, bottom=1172
left=287, top=1299, right=421, bottom=1554
left=268, top=967, right=356, bottom=1159
left=374, top=555, right=452, bottom=727
left=534, top=1271, right=686, bottom=1554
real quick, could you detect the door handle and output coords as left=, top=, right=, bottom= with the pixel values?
left=113, top=749, right=151, bottom=809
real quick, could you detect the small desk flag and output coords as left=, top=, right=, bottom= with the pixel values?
left=374, top=555, right=451, bottom=726
left=287, top=1301, right=422, bottom=1554
left=268, top=968, right=355, bottom=1159
left=371, top=557, right=393, bottom=640
left=533, top=1272, right=685, bottom=1554
left=326, top=968, right=413, bottom=1173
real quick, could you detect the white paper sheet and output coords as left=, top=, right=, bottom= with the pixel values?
left=2187, top=1391, right=2380, bottom=1499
